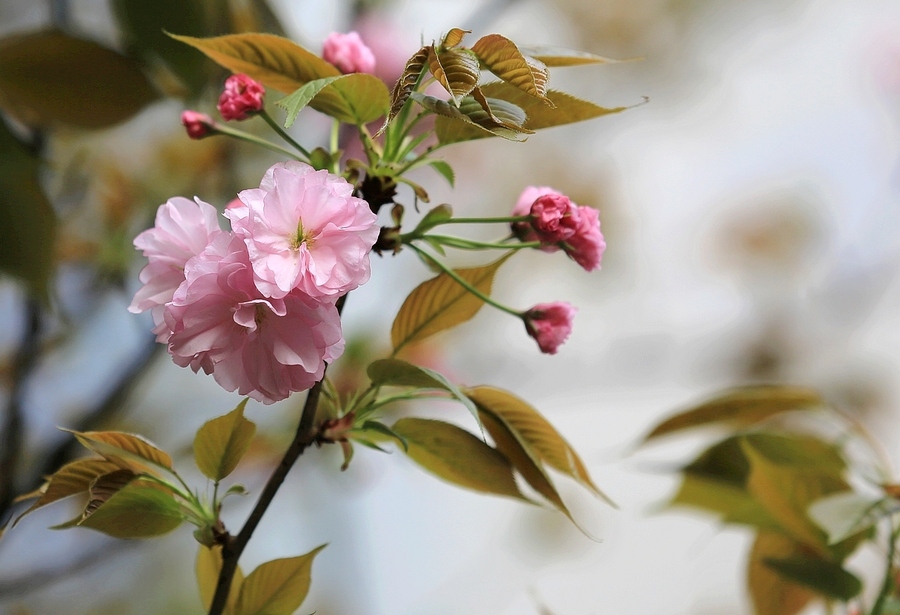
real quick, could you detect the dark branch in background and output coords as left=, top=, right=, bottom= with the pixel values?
left=208, top=295, right=347, bottom=615
left=0, top=299, right=42, bottom=524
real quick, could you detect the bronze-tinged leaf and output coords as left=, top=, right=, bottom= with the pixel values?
left=70, top=430, right=174, bottom=473
left=427, top=46, right=480, bottom=105
left=466, top=387, right=614, bottom=506
left=74, top=481, right=184, bottom=538
left=0, top=119, right=56, bottom=298
left=392, top=418, right=526, bottom=500
left=441, top=28, right=470, bottom=49
left=193, top=398, right=257, bottom=482
left=197, top=545, right=243, bottom=614
left=0, top=31, right=158, bottom=128
left=381, top=45, right=430, bottom=133
left=468, top=87, right=531, bottom=131
left=82, top=469, right=138, bottom=519
left=471, top=34, right=551, bottom=102
left=478, top=410, right=572, bottom=521
left=11, top=458, right=119, bottom=527
left=235, top=546, right=326, bottom=615
left=518, top=45, right=620, bottom=67
left=748, top=533, right=816, bottom=615
left=643, top=386, right=824, bottom=442
left=391, top=254, right=511, bottom=353
left=412, top=92, right=529, bottom=142
left=168, top=33, right=338, bottom=93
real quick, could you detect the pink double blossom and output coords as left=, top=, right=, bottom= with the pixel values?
left=227, top=161, right=379, bottom=299
left=217, top=74, right=265, bottom=121
left=511, top=186, right=606, bottom=271
left=322, top=31, right=377, bottom=75
left=522, top=302, right=577, bottom=354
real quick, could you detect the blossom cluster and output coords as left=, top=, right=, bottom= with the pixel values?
left=130, top=161, right=379, bottom=404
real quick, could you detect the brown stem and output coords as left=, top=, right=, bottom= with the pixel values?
left=207, top=294, right=346, bottom=615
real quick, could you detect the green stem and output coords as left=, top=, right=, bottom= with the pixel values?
left=212, top=123, right=304, bottom=160
left=418, top=234, right=541, bottom=251
left=259, top=110, right=311, bottom=159
left=409, top=243, right=522, bottom=318
left=437, top=216, right=530, bottom=225
left=871, top=520, right=900, bottom=615
left=358, top=391, right=451, bottom=418
left=329, top=120, right=341, bottom=174
left=358, top=124, right=380, bottom=167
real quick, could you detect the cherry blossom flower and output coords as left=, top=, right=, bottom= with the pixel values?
left=227, top=161, right=380, bottom=299
left=565, top=204, right=606, bottom=271
left=322, top=31, right=377, bottom=75
left=522, top=302, right=577, bottom=354
left=181, top=110, right=215, bottom=139
left=217, top=74, right=265, bottom=121
left=164, top=234, right=344, bottom=403
left=129, top=197, right=225, bottom=340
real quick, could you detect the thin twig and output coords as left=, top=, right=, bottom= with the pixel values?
left=208, top=295, right=347, bottom=615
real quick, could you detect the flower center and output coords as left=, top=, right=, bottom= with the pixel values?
left=289, top=219, right=312, bottom=250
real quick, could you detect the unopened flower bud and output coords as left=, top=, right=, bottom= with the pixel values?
left=217, top=74, right=265, bottom=121
left=522, top=302, right=577, bottom=354
left=322, top=31, right=376, bottom=75
left=180, top=110, right=215, bottom=139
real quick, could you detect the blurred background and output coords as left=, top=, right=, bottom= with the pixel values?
left=0, top=0, right=898, bottom=613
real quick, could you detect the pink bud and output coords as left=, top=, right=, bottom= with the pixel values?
left=217, top=74, right=265, bottom=121
left=530, top=193, right=579, bottom=244
left=322, top=31, right=377, bottom=75
left=523, top=302, right=577, bottom=354
left=181, top=110, right=215, bottom=139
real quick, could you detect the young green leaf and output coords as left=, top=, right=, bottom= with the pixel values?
left=73, top=481, right=185, bottom=539
left=467, top=386, right=614, bottom=506
left=367, top=358, right=479, bottom=422
left=356, top=420, right=408, bottom=451
left=643, top=386, right=824, bottom=442
left=668, top=473, right=781, bottom=530
left=82, top=469, right=138, bottom=518
left=427, top=161, right=455, bottom=187
left=748, top=532, right=816, bottom=615
left=427, top=46, right=480, bottom=105
left=392, top=417, right=526, bottom=500
left=276, top=73, right=389, bottom=126
left=68, top=430, right=173, bottom=473
left=412, top=204, right=454, bottom=235
left=808, top=491, right=895, bottom=545
left=197, top=545, right=244, bottom=614
left=194, top=398, right=257, bottom=482
left=391, top=254, right=511, bottom=353
left=762, top=555, right=862, bottom=601
left=471, top=34, right=550, bottom=102
left=0, top=31, right=158, bottom=128
left=518, top=45, right=620, bottom=67
left=235, top=545, right=326, bottom=615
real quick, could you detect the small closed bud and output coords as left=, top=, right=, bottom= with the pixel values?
left=522, top=302, right=577, bottom=354
left=180, top=110, right=215, bottom=139
left=217, top=74, right=265, bottom=121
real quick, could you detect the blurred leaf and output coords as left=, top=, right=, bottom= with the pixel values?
left=69, top=429, right=173, bottom=473
left=427, top=46, right=479, bottom=105
left=427, top=161, right=455, bottom=186
left=0, top=30, right=157, bottom=128
left=12, top=458, right=119, bottom=526
left=809, top=491, right=895, bottom=545
left=643, top=386, right=824, bottom=442
left=0, top=117, right=56, bottom=297
left=111, top=0, right=212, bottom=95
left=194, top=398, right=257, bottom=482
left=467, top=386, right=614, bottom=506
left=762, top=555, right=861, bottom=601
left=669, top=473, right=781, bottom=529
left=235, top=546, right=326, bottom=615
left=197, top=545, right=243, bottom=614
left=392, top=418, right=526, bottom=500
left=742, top=432, right=845, bottom=472
left=518, top=45, right=620, bottom=66
left=471, top=34, right=550, bottom=102
left=748, top=532, right=816, bottom=615
left=477, top=410, right=573, bottom=522
left=276, top=72, right=389, bottom=126
left=441, top=28, right=469, bottom=49
left=416, top=92, right=530, bottom=142
left=83, top=469, right=138, bottom=518
left=73, top=481, right=184, bottom=538
left=435, top=83, right=628, bottom=144
left=391, top=254, right=511, bottom=353
left=382, top=45, right=429, bottom=131
left=412, top=204, right=453, bottom=234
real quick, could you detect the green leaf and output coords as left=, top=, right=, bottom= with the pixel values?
left=277, top=76, right=340, bottom=126
left=382, top=45, right=430, bottom=132
left=413, top=92, right=530, bottom=142
left=235, top=546, right=326, bottom=615
left=518, top=45, right=620, bottom=67
left=467, top=386, right=614, bottom=506
left=0, top=30, right=157, bottom=128
left=367, top=358, right=479, bottom=423
left=357, top=420, right=408, bottom=451
left=69, top=429, right=174, bottom=473
left=197, top=545, right=243, bottom=615
left=427, top=161, right=455, bottom=187
left=391, top=253, right=511, bottom=353
left=742, top=432, right=845, bottom=472
left=643, top=386, right=824, bottom=442
left=762, top=555, right=861, bottom=601
left=668, top=473, right=781, bottom=530
left=471, top=34, right=550, bottom=102
left=427, top=46, right=480, bottom=105
left=392, top=417, right=526, bottom=500
left=412, top=204, right=453, bottom=235
left=12, top=458, right=119, bottom=526
left=194, top=398, right=257, bottom=482
left=276, top=73, right=389, bottom=126
left=435, top=83, right=628, bottom=145
left=82, top=469, right=138, bottom=518
left=0, top=96, right=57, bottom=298
left=73, top=481, right=184, bottom=538
left=748, top=532, right=816, bottom=615
left=808, top=491, right=895, bottom=545
left=111, top=0, right=212, bottom=95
